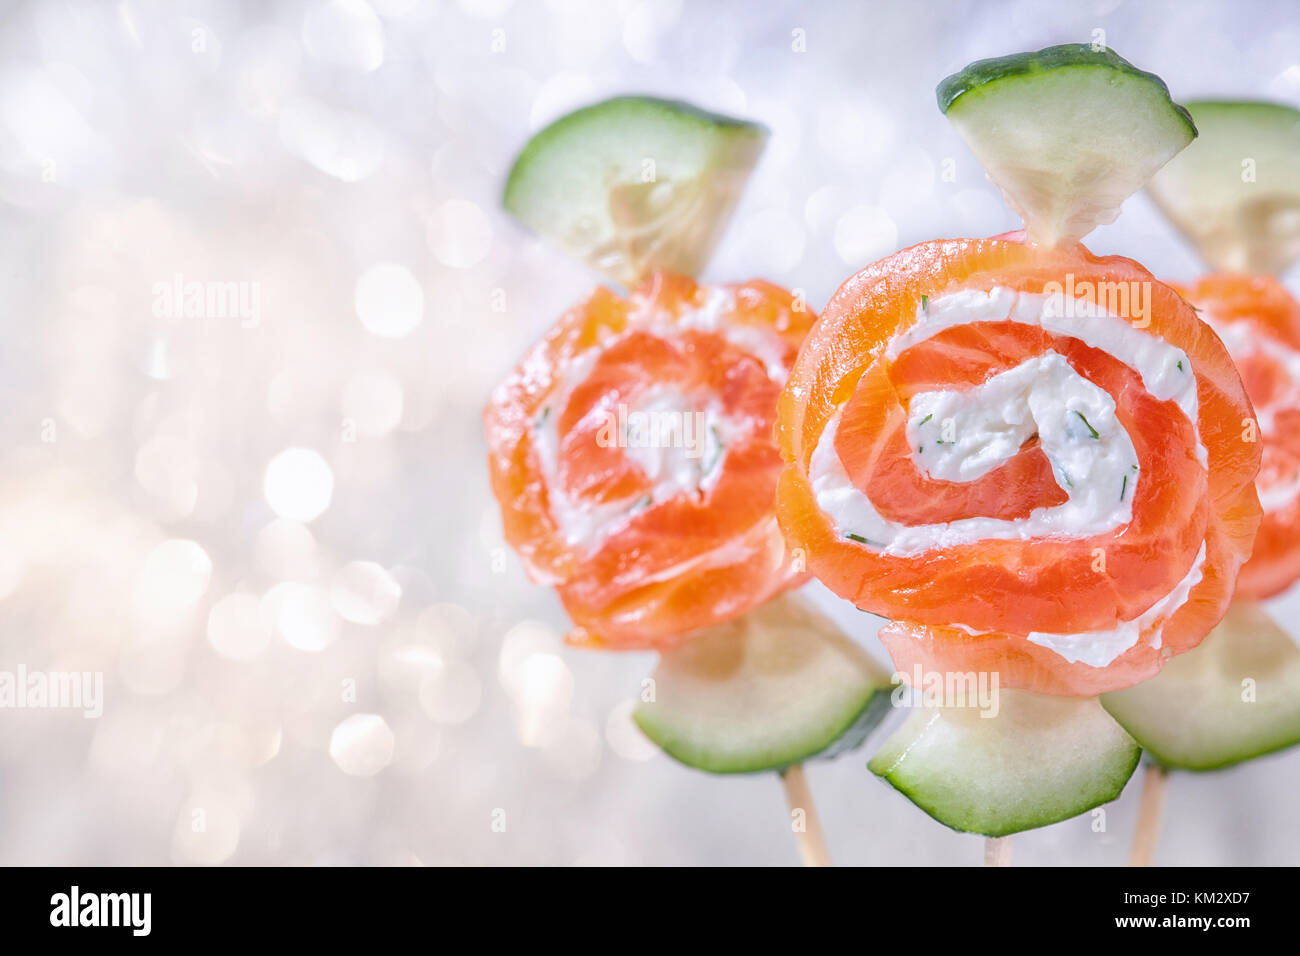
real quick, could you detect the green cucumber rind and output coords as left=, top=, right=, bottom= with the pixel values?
left=635, top=684, right=893, bottom=776
left=1183, top=98, right=1300, bottom=121
left=815, top=686, right=895, bottom=763
left=867, top=697, right=1142, bottom=837
left=502, top=95, right=767, bottom=217
left=502, top=95, right=767, bottom=286
left=936, top=43, right=1196, bottom=139
left=1100, top=602, right=1300, bottom=772
left=869, top=737, right=1139, bottom=837
left=1102, top=621, right=1300, bottom=770
left=1144, top=98, right=1300, bottom=274
left=1127, top=723, right=1300, bottom=773
left=936, top=44, right=1195, bottom=245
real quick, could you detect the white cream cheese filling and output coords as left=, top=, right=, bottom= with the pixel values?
left=817, top=352, right=1140, bottom=554
left=887, top=287, right=1204, bottom=463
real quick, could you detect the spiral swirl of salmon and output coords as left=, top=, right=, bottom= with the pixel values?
left=776, top=237, right=1261, bottom=696
left=1175, top=274, right=1300, bottom=600
left=485, top=272, right=814, bottom=648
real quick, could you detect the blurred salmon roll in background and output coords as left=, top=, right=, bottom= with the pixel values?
left=485, top=272, right=813, bottom=648
left=1175, top=274, right=1300, bottom=600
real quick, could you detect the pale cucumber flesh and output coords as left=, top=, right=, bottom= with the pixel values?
left=633, top=594, right=892, bottom=774
left=939, top=44, right=1195, bottom=246
left=503, top=96, right=767, bottom=287
left=1102, top=600, right=1300, bottom=771
left=1146, top=100, right=1300, bottom=274
left=868, top=689, right=1140, bottom=836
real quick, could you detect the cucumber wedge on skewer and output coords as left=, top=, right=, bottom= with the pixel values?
left=504, top=96, right=767, bottom=287
left=868, top=690, right=1140, bottom=836
left=1102, top=600, right=1300, bottom=771
left=634, top=595, right=893, bottom=774
left=1146, top=100, right=1300, bottom=275
left=939, top=44, right=1196, bottom=246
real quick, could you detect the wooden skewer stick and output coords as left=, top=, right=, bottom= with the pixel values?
left=780, top=763, right=831, bottom=867
left=1129, top=763, right=1168, bottom=867
left=983, top=836, right=1012, bottom=867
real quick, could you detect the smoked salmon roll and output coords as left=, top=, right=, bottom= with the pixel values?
left=485, top=272, right=813, bottom=648
left=776, top=236, right=1262, bottom=696
left=1174, top=274, right=1300, bottom=600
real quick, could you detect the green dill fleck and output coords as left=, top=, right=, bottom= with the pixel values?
left=935, top=439, right=949, bottom=445
left=920, top=294, right=929, bottom=312
left=844, top=532, right=884, bottom=546
left=918, top=445, right=924, bottom=454
left=1176, top=359, right=1184, bottom=372
left=631, top=495, right=653, bottom=512
left=919, top=413, right=933, bottom=426
left=1121, top=474, right=1128, bottom=501
left=1131, top=464, right=1139, bottom=472
left=534, top=406, right=550, bottom=428
left=1060, top=471, right=1074, bottom=489
left=1074, top=410, right=1100, bottom=439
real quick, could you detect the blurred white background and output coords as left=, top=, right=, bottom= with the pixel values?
left=1, top=0, right=1297, bottom=865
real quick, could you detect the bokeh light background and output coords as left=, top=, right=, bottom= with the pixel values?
left=2, top=0, right=1298, bottom=865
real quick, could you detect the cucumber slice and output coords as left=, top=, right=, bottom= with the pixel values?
left=503, top=96, right=767, bottom=287
left=938, top=44, right=1196, bottom=246
left=1101, top=600, right=1300, bottom=771
left=868, top=690, right=1140, bottom=836
left=633, top=595, right=893, bottom=774
left=1146, top=100, right=1300, bottom=275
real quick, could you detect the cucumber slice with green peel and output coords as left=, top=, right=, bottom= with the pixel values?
left=1146, top=100, right=1300, bottom=275
left=1101, top=600, right=1300, bottom=771
left=938, top=44, right=1196, bottom=246
left=868, top=690, right=1140, bottom=836
left=503, top=96, right=767, bottom=287
left=633, top=595, right=893, bottom=774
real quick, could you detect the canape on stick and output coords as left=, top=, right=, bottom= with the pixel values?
left=1103, top=273, right=1300, bottom=770
left=776, top=46, right=1262, bottom=842
left=488, top=97, right=893, bottom=863
left=1099, top=102, right=1300, bottom=783
left=1091, top=101, right=1300, bottom=863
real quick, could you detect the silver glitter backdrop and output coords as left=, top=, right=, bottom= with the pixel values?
left=1, top=0, right=1297, bottom=865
